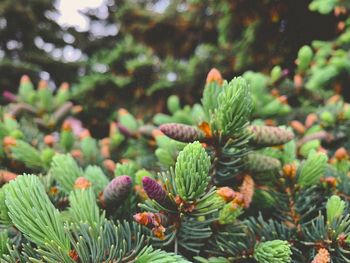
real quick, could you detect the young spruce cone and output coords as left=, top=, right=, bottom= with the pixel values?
left=248, top=125, right=294, bottom=147
left=245, top=153, right=281, bottom=173
left=159, top=123, right=205, bottom=142
left=142, top=176, right=167, bottom=204
left=102, top=175, right=132, bottom=210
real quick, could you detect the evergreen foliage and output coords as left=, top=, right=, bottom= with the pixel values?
left=1, top=0, right=350, bottom=262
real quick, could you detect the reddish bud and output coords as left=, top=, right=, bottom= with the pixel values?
left=103, top=159, right=116, bottom=173
left=290, top=120, right=306, bottom=134
left=334, top=147, right=348, bottom=161
left=3, top=136, right=16, bottom=147
left=74, top=177, right=91, bottom=190
left=206, top=68, right=223, bottom=85
left=44, top=135, right=56, bottom=146
left=217, top=187, right=236, bottom=202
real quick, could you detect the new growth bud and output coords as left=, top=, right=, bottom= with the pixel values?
left=206, top=68, right=223, bottom=85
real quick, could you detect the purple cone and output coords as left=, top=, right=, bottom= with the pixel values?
left=117, top=123, right=134, bottom=137
left=142, top=176, right=167, bottom=204
left=103, top=175, right=132, bottom=210
left=3, top=91, right=17, bottom=102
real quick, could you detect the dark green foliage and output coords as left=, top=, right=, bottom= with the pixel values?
left=0, top=0, right=81, bottom=90
left=1, top=1, right=350, bottom=262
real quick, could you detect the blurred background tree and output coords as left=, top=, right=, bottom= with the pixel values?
left=73, top=0, right=339, bottom=136
left=0, top=0, right=83, bottom=92
left=0, top=0, right=341, bottom=136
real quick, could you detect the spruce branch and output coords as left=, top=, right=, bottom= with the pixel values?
left=50, top=154, right=83, bottom=193
left=201, top=73, right=223, bottom=120
left=66, top=220, right=149, bottom=262
left=326, top=195, right=345, bottom=224
left=0, top=184, right=11, bottom=225
left=134, top=245, right=190, bottom=263
left=83, top=165, right=109, bottom=195
left=68, top=187, right=105, bottom=228
left=297, top=151, right=328, bottom=187
left=5, top=175, right=72, bottom=260
left=10, top=141, right=45, bottom=170
left=212, top=77, right=252, bottom=137
left=0, top=230, right=8, bottom=257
